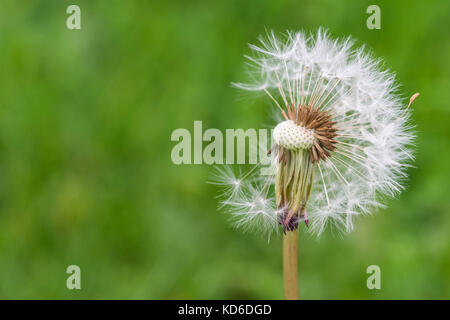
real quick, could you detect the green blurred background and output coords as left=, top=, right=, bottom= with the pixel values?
left=0, top=0, right=449, bottom=299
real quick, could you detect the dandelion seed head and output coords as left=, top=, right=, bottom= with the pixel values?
left=216, top=28, right=416, bottom=237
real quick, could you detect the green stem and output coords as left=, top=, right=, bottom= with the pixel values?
left=283, top=230, right=299, bottom=300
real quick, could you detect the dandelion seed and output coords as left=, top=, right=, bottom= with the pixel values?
left=218, top=28, right=415, bottom=236
left=213, top=29, right=417, bottom=299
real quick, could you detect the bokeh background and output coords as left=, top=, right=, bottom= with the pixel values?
left=0, top=0, right=449, bottom=299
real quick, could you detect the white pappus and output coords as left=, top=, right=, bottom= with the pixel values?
left=211, top=29, right=417, bottom=237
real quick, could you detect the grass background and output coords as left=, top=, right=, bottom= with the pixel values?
left=0, top=0, right=449, bottom=299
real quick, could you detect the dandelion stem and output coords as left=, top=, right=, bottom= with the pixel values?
left=283, top=230, right=299, bottom=300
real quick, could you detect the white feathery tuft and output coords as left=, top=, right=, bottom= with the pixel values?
left=218, top=29, right=416, bottom=236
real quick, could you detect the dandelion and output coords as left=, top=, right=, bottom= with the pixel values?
left=212, top=29, right=417, bottom=299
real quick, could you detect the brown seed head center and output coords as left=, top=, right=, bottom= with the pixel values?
left=286, top=104, right=339, bottom=163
